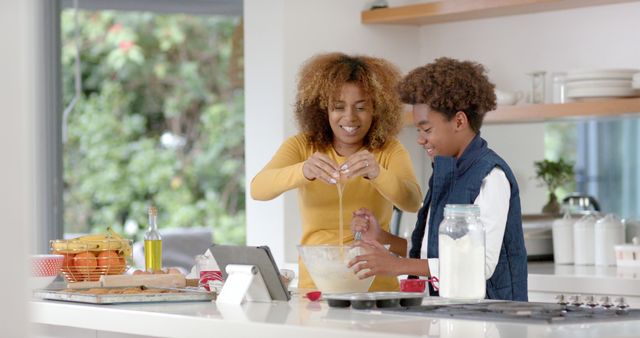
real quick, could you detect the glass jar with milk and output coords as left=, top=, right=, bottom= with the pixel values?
left=438, top=204, right=485, bottom=299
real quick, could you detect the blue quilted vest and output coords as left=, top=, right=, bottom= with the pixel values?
left=409, top=134, right=528, bottom=301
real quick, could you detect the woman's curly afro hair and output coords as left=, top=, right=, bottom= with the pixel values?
left=397, top=57, right=496, bottom=133
left=294, top=52, right=403, bottom=151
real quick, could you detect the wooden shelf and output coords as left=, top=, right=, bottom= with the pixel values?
left=402, top=98, right=640, bottom=126
left=362, top=0, right=638, bottom=25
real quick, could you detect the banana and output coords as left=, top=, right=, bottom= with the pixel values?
left=73, top=233, right=110, bottom=241
left=107, top=227, right=133, bottom=258
left=51, top=228, right=132, bottom=258
left=106, top=227, right=124, bottom=240
left=51, top=240, right=101, bottom=253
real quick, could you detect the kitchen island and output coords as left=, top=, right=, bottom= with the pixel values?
left=31, top=292, right=640, bottom=338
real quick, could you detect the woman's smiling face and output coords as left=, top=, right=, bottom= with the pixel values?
left=328, top=83, right=372, bottom=155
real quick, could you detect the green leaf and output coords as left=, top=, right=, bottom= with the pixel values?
left=62, top=10, right=245, bottom=244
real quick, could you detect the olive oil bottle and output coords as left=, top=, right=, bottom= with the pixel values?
left=144, top=206, right=162, bottom=272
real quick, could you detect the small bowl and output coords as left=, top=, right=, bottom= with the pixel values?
left=400, top=279, right=426, bottom=293
left=29, top=276, right=58, bottom=289
left=30, top=254, right=64, bottom=289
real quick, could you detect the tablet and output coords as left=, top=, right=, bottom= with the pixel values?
left=209, top=245, right=291, bottom=301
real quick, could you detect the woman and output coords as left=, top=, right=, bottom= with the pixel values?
left=250, top=52, right=422, bottom=291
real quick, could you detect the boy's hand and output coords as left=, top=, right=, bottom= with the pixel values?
left=302, top=152, right=340, bottom=184
left=350, top=208, right=380, bottom=242
left=340, top=150, right=379, bottom=180
left=348, top=240, right=400, bottom=278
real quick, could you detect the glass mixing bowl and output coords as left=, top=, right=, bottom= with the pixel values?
left=297, top=244, right=374, bottom=294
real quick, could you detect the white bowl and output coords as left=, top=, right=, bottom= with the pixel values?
left=31, top=254, right=64, bottom=276
left=632, top=72, right=640, bottom=89
left=298, top=245, right=374, bottom=294
left=495, top=89, right=523, bottom=105
left=30, top=254, right=63, bottom=289
left=29, top=275, right=57, bottom=290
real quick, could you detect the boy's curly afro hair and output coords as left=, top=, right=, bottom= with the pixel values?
left=397, top=57, right=496, bottom=133
left=294, top=52, right=403, bottom=151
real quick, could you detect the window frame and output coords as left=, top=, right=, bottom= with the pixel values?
left=40, top=0, right=243, bottom=254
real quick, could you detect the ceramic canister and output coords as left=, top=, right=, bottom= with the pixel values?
left=573, top=214, right=598, bottom=265
left=595, top=214, right=625, bottom=266
left=552, top=213, right=575, bottom=264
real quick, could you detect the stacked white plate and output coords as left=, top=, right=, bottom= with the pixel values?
left=565, top=68, right=640, bottom=100
left=633, top=72, right=640, bottom=89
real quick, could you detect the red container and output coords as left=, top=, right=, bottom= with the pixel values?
left=400, top=279, right=426, bottom=293
left=31, top=254, right=64, bottom=277
left=199, top=270, right=223, bottom=291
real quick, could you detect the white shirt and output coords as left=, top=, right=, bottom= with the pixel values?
left=420, top=167, right=510, bottom=280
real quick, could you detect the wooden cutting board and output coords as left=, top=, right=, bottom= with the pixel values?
left=66, top=274, right=186, bottom=289
left=101, top=274, right=186, bottom=288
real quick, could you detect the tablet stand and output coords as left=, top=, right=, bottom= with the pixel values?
left=216, top=264, right=273, bottom=304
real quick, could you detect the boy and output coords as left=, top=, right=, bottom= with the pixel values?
left=349, top=57, right=528, bottom=301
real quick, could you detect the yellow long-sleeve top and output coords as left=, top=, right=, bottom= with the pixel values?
left=251, top=134, right=422, bottom=291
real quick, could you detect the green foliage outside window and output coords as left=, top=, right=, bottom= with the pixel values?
left=544, top=122, right=577, bottom=200
left=61, top=10, right=245, bottom=244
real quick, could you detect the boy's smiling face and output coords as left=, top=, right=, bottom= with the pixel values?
left=413, top=104, right=470, bottom=159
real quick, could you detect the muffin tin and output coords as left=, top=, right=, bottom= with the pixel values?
left=324, top=292, right=424, bottom=309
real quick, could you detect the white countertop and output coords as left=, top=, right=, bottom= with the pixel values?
left=528, top=262, right=640, bottom=298
left=31, top=292, right=640, bottom=338
left=30, top=264, right=640, bottom=337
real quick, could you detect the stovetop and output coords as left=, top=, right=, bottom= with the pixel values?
left=381, top=301, right=640, bottom=325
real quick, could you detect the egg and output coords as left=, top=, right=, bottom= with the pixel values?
left=74, top=251, right=97, bottom=281
left=53, top=251, right=78, bottom=280
left=65, top=254, right=75, bottom=265
left=97, top=250, right=125, bottom=274
left=53, top=251, right=76, bottom=269
left=167, top=267, right=182, bottom=275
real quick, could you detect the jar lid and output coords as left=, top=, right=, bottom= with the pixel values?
left=444, top=204, right=480, bottom=217
left=553, top=219, right=574, bottom=228
left=553, top=213, right=574, bottom=227
left=595, top=214, right=623, bottom=228
left=574, top=214, right=598, bottom=228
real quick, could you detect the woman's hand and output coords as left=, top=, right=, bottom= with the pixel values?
left=302, top=152, right=340, bottom=184
left=348, top=240, right=401, bottom=279
left=340, top=150, right=379, bottom=180
left=350, top=208, right=380, bottom=242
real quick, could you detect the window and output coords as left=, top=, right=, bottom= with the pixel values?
left=61, top=8, right=245, bottom=244
left=546, top=118, right=640, bottom=220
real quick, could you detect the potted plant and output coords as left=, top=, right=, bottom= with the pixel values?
left=534, top=159, right=575, bottom=215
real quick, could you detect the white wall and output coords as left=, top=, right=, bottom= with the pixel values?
left=417, top=1, right=640, bottom=214
left=244, top=0, right=288, bottom=266
left=244, top=0, right=420, bottom=265
left=245, top=0, right=640, bottom=266
left=0, top=0, right=39, bottom=336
